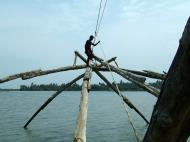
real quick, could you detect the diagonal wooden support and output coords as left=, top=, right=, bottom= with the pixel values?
left=23, top=73, right=84, bottom=129
left=75, top=51, right=149, bottom=124
left=111, top=66, right=160, bottom=97
left=123, top=69, right=166, bottom=80
left=98, top=62, right=160, bottom=97
left=93, top=66, right=161, bottom=97
left=100, top=67, right=166, bottom=80
left=73, top=67, right=92, bottom=142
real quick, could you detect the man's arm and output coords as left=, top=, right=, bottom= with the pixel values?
left=92, top=41, right=100, bottom=46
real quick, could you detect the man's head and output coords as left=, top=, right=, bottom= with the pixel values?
left=89, top=35, right=94, bottom=41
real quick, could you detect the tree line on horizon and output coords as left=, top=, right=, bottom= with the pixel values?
left=19, top=80, right=163, bottom=91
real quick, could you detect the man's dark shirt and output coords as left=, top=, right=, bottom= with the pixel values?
left=85, top=40, right=92, bottom=53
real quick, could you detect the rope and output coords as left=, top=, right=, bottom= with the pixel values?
left=97, top=36, right=141, bottom=142
left=96, top=0, right=108, bottom=36
left=93, top=1, right=141, bottom=141
left=94, top=0, right=108, bottom=38
left=123, top=104, right=141, bottom=142
left=92, top=0, right=108, bottom=53
left=95, top=0, right=103, bottom=37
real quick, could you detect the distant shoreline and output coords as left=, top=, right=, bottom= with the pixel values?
left=0, top=89, right=144, bottom=91
left=0, top=89, right=19, bottom=91
left=0, top=80, right=163, bottom=92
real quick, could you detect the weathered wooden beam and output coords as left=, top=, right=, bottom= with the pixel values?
left=75, top=52, right=149, bottom=124
left=0, top=65, right=86, bottom=84
left=22, top=65, right=87, bottom=80
left=91, top=66, right=165, bottom=80
left=103, top=64, right=160, bottom=97
left=94, top=67, right=146, bottom=83
left=143, top=17, right=190, bottom=142
left=94, top=66, right=161, bottom=97
left=115, top=68, right=159, bottom=97
left=122, top=69, right=166, bottom=80
left=23, top=73, right=84, bottom=129
left=0, top=69, right=41, bottom=83
left=73, top=67, right=92, bottom=142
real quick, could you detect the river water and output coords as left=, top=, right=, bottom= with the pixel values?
left=0, top=91, right=156, bottom=142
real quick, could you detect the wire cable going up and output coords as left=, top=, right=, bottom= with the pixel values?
left=95, top=0, right=103, bottom=37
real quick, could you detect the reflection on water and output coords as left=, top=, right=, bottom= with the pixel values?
left=0, top=91, right=156, bottom=142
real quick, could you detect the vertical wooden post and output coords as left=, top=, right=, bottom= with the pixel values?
left=73, top=67, right=92, bottom=142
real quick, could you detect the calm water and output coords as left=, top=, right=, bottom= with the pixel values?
left=0, top=91, right=156, bottom=142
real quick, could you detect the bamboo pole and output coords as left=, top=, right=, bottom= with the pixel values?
left=23, top=73, right=84, bottom=129
left=73, top=67, right=92, bottom=142
left=112, top=67, right=160, bottom=97
left=95, top=67, right=147, bottom=83
left=123, top=69, right=166, bottom=80
left=75, top=52, right=149, bottom=124
left=100, top=63, right=160, bottom=97
left=0, top=65, right=86, bottom=84
left=94, top=66, right=160, bottom=97
left=0, top=69, right=41, bottom=83
left=22, top=65, right=87, bottom=80
left=91, top=66, right=166, bottom=80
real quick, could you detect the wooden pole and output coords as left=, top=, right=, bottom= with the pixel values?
left=73, top=67, right=92, bottom=142
left=94, top=67, right=166, bottom=80
left=102, top=64, right=160, bottom=97
left=75, top=52, right=149, bottom=124
left=22, top=65, right=87, bottom=80
left=23, top=73, right=84, bottom=129
left=122, top=69, right=166, bottom=80
left=0, top=69, right=41, bottom=83
left=115, top=68, right=160, bottom=97
left=0, top=65, right=86, bottom=83
left=95, top=67, right=146, bottom=83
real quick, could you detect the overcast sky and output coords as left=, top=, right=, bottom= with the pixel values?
left=0, top=0, right=190, bottom=88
